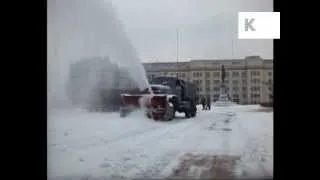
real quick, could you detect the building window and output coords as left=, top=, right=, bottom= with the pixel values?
left=233, top=87, right=239, bottom=91
left=214, top=87, right=220, bottom=92
left=232, top=80, right=239, bottom=84
left=225, top=80, right=229, bottom=84
left=233, top=94, right=239, bottom=99
left=205, top=72, right=210, bottom=77
left=251, top=86, right=260, bottom=91
left=254, top=94, right=260, bottom=98
left=206, top=87, right=210, bottom=92
left=242, top=80, right=246, bottom=85
left=193, top=72, right=203, bottom=77
left=225, top=72, right=230, bottom=77
left=206, top=80, right=210, bottom=86
left=199, top=80, right=203, bottom=84
left=251, top=79, right=260, bottom=84
left=243, top=94, right=247, bottom=98
left=181, top=73, right=185, bottom=77
left=213, top=72, right=220, bottom=77
left=268, top=72, right=272, bottom=76
left=214, top=80, right=220, bottom=84
left=250, top=71, right=260, bottom=76
left=269, top=94, right=273, bottom=99
left=232, top=72, right=239, bottom=77
left=241, top=72, right=247, bottom=77
left=242, top=87, right=247, bottom=91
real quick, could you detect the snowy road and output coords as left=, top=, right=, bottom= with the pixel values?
left=48, top=105, right=273, bottom=179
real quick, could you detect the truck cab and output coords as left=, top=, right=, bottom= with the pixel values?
left=149, top=76, right=197, bottom=118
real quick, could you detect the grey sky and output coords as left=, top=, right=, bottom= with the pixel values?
left=109, top=0, right=273, bottom=62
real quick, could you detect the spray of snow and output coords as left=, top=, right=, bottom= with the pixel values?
left=47, top=0, right=150, bottom=111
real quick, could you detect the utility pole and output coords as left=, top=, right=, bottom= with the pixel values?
left=231, top=39, right=234, bottom=59
left=176, top=28, right=179, bottom=78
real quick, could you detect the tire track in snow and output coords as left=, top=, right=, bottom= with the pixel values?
left=95, top=114, right=225, bottom=178
left=49, top=116, right=203, bottom=178
left=130, top=112, right=230, bottom=178
left=51, top=126, right=161, bottom=152
left=51, top=116, right=194, bottom=152
left=71, top=117, right=207, bottom=177
left=116, top=110, right=240, bottom=179
left=79, top=116, right=204, bottom=154
left=230, top=111, right=272, bottom=178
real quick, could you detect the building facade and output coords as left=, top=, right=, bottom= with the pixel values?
left=143, top=56, right=273, bottom=105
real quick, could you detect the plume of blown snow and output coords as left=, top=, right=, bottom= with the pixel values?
left=47, top=0, right=150, bottom=111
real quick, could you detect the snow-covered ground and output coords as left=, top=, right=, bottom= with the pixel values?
left=48, top=105, right=273, bottom=179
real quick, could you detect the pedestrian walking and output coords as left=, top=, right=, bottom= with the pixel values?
left=201, top=97, right=206, bottom=110
left=206, top=96, right=211, bottom=110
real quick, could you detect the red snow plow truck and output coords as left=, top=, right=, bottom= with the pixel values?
left=120, top=76, right=198, bottom=121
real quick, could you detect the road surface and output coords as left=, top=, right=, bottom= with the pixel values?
left=48, top=105, right=273, bottom=179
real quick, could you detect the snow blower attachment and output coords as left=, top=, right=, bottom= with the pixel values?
left=119, top=76, right=198, bottom=121
left=119, top=86, right=175, bottom=121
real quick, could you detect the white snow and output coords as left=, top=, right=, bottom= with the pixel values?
left=48, top=105, right=273, bottom=179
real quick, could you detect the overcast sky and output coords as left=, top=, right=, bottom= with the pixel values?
left=109, top=0, right=273, bottom=62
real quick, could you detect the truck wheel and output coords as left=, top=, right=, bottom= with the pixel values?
left=191, top=111, right=196, bottom=117
left=191, top=107, right=197, bottom=117
left=146, top=113, right=152, bottom=119
left=185, top=111, right=191, bottom=118
left=168, top=108, right=174, bottom=121
left=163, top=106, right=174, bottom=121
left=120, top=108, right=130, bottom=117
left=120, top=109, right=127, bottom=117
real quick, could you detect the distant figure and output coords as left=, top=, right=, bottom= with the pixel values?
left=221, top=65, right=226, bottom=83
left=206, top=97, right=211, bottom=110
left=201, top=97, right=206, bottom=110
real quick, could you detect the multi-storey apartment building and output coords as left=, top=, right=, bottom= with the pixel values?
left=143, top=56, right=273, bottom=105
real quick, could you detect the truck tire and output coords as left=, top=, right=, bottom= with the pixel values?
left=191, top=110, right=196, bottom=117
left=191, top=106, right=197, bottom=117
left=120, top=109, right=126, bottom=117
left=185, top=111, right=191, bottom=118
left=162, top=105, right=174, bottom=121
left=168, top=108, right=174, bottom=121
left=120, top=108, right=129, bottom=117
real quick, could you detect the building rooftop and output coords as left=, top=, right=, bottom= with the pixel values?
left=143, top=56, right=273, bottom=71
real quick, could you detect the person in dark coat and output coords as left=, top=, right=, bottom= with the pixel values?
left=201, top=97, right=206, bottom=110
left=206, top=96, right=211, bottom=110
